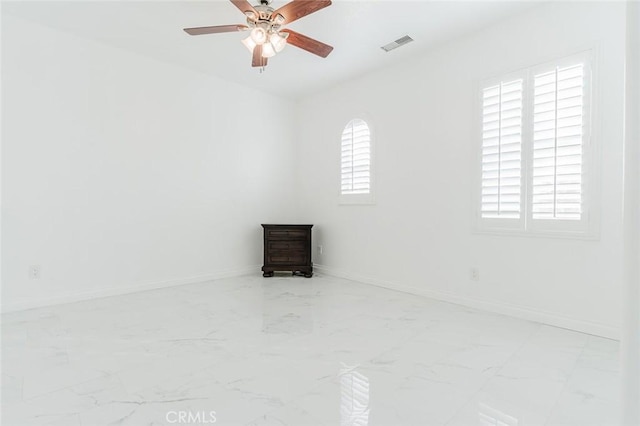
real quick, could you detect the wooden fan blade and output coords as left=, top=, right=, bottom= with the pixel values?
left=184, top=25, right=248, bottom=35
left=281, top=29, right=333, bottom=58
left=230, top=0, right=258, bottom=16
left=272, top=0, right=331, bottom=25
left=252, top=45, right=268, bottom=67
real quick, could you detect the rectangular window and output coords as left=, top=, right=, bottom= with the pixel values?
left=481, top=79, right=523, bottom=219
left=477, top=52, right=593, bottom=237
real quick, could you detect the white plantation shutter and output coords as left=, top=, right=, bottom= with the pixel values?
left=478, top=53, right=593, bottom=235
left=532, top=63, right=585, bottom=220
left=341, top=119, right=371, bottom=195
left=481, top=79, right=523, bottom=219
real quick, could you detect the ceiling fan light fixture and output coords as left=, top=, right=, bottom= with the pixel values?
left=250, top=27, right=267, bottom=44
left=262, top=42, right=276, bottom=58
left=270, top=32, right=287, bottom=53
left=241, top=35, right=257, bottom=52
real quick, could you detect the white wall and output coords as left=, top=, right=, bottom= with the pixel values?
left=295, top=2, right=626, bottom=338
left=622, top=1, right=640, bottom=422
left=1, top=15, right=297, bottom=312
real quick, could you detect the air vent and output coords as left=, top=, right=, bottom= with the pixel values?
left=381, top=35, right=414, bottom=52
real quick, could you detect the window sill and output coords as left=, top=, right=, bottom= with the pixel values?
left=472, top=227, right=600, bottom=241
left=338, top=194, right=376, bottom=206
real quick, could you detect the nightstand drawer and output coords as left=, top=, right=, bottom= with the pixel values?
left=266, top=229, right=309, bottom=240
left=268, top=240, right=306, bottom=251
left=268, top=254, right=308, bottom=265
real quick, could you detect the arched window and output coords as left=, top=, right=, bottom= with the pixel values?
left=341, top=119, right=371, bottom=195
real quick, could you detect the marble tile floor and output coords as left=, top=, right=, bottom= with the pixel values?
left=1, top=274, right=620, bottom=426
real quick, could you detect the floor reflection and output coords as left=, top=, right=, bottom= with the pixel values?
left=478, top=402, right=518, bottom=426
left=340, top=363, right=370, bottom=426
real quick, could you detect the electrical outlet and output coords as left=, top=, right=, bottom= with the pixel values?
left=29, top=265, right=41, bottom=280
left=470, top=267, right=480, bottom=282
left=317, top=245, right=323, bottom=255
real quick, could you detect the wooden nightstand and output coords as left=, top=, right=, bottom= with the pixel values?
left=261, top=224, right=313, bottom=278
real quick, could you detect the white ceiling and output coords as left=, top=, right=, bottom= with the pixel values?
left=2, top=0, right=539, bottom=99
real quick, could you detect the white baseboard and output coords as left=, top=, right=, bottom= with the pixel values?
left=1, top=265, right=261, bottom=314
left=314, top=264, right=620, bottom=340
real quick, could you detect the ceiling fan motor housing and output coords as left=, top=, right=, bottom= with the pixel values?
left=257, top=4, right=274, bottom=21
left=247, top=3, right=283, bottom=33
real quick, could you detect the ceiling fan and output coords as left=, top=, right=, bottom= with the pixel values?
left=184, top=0, right=334, bottom=68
